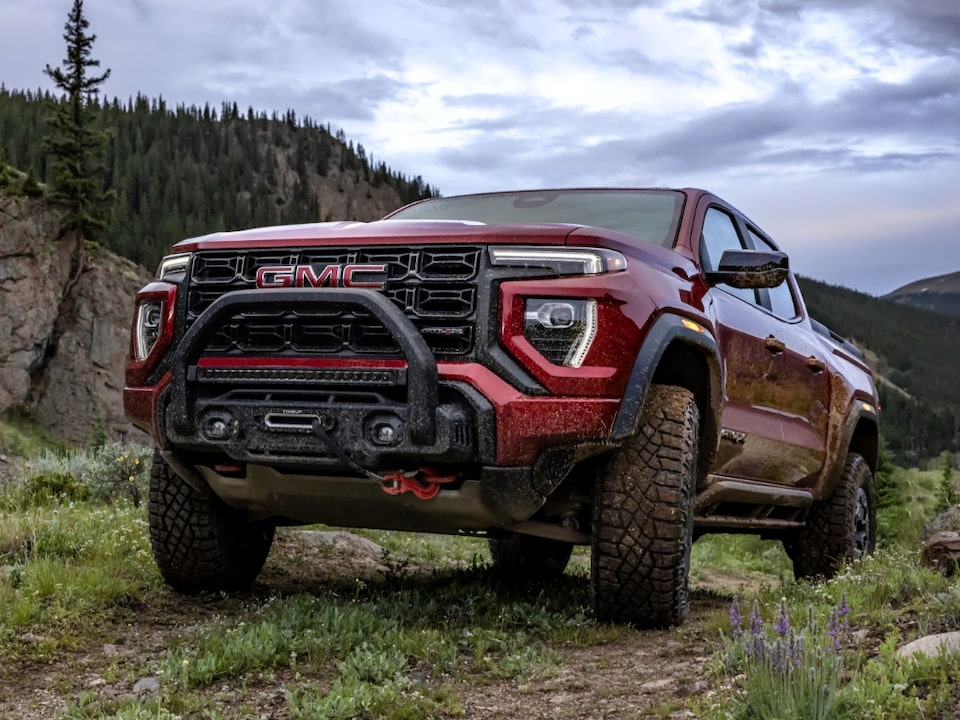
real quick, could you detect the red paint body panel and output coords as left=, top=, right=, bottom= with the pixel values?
left=123, top=187, right=879, bottom=533
left=172, top=221, right=578, bottom=253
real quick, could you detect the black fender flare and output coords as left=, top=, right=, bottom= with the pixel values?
left=821, top=397, right=880, bottom=497
left=611, top=313, right=723, bottom=468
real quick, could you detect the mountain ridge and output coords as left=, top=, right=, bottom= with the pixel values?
left=882, top=270, right=960, bottom=318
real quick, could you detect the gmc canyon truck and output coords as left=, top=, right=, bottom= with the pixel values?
left=124, top=188, right=879, bottom=627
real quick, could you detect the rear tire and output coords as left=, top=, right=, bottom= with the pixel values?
left=787, top=452, right=876, bottom=580
left=148, top=451, right=275, bottom=593
left=488, top=532, right=573, bottom=580
left=591, top=384, right=699, bottom=627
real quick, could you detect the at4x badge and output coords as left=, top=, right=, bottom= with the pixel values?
left=255, top=263, right=388, bottom=290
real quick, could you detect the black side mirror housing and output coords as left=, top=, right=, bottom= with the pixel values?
left=704, top=249, right=789, bottom=289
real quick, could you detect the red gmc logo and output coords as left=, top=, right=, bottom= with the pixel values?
left=255, top=264, right=388, bottom=290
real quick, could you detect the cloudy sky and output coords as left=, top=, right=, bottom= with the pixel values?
left=2, top=0, right=958, bottom=295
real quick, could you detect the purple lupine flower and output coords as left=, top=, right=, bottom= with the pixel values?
left=749, top=600, right=763, bottom=635
left=827, top=608, right=841, bottom=652
left=729, top=599, right=744, bottom=640
left=791, top=630, right=804, bottom=668
left=769, top=639, right=783, bottom=672
left=775, top=599, right=791, bottom=637
left=827, top=594, right=852, bottom=652
left=837, top=593, right=851, bottom=618
left=748, top=600, right=764, bottom=661
left=837, top=594, right=851, bottom=635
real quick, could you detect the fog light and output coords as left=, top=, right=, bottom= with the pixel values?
left=135, top=300, right=164, bottom=361
left=366, top=414, right=403, bottom=447
left=376, top=424, right=396, bottom=444
left=523, top=298, right=597, bottom=368
left=202, top=411, right=237, bottom=440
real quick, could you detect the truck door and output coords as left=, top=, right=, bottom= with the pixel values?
left=700, top=207, right=795, bottom=483
left=744, top=226, right=830, bottom=485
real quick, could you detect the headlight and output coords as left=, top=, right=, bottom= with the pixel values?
left=489, top=246, right=626, bottom=275
left=524, top=298, right=597, bottom=368
left=135, top=301, right=164, bottom=361
left=156, top=252, right=191, bottom=279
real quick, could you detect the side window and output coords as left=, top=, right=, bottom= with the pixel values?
left=701, top=208, right=757, bottom=305
left=746, top=227, right=798, bottom=320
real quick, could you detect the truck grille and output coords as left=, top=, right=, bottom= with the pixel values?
left=184, top=247, right=482, bottom=358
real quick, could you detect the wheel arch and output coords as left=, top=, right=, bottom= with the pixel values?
left=819, top=400, right=880, bottom=499
left=848, top=413, right=879, bottom=474
left=611, top=313, right=723, bottom=478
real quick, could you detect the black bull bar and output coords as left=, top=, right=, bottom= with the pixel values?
left=167, top=288, right=438, bottom=444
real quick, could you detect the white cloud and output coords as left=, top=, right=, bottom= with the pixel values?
left=1, top=0, right=957, bottom=295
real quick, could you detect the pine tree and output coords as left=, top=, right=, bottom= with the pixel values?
left=43, top=0, right=112, bottom=254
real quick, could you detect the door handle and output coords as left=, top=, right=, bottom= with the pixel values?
left=765, top=336, right=786, bottom=355
left=806, top=356, right=826, bottom=373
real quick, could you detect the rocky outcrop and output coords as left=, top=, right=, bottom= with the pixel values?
left=30, top=246, right=151, bottom=444
left=0, top=194, right=74, bottom=413
left=0, top=193, right=151, bottom=445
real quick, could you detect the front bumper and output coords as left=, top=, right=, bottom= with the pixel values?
left=124, top=286, right=621, bottom=527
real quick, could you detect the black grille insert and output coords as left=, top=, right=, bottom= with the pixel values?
left=186, top=247, right=482, bottom=358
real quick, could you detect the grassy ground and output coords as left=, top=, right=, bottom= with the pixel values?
left=0, top=440, right=957, bottom=719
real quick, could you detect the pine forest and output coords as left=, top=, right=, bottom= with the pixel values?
left=0, top=86, right=436, bottom=271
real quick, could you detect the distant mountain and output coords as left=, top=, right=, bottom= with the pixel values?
left=883, top=271, right=960, bottom=317
left=798, top=277, right=960, bottom=463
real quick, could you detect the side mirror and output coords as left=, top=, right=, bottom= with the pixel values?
left=704, top=249, right=789, bottom=289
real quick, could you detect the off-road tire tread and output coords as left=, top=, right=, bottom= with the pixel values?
left=148, top=451, right=274, bottom=593
left=488, top=533, right=574, bottom=580
left=592, top=384, right=698, bottom=628
left=789, top=452, right=876, bottom=580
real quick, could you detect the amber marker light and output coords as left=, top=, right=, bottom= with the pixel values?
left=681, top=318, right=705, bottom=334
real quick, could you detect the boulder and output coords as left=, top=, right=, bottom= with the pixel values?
left=920, top=530, right=960, bottom=577
left=897, top=631, right=960, bottom=660
left=921, top=506, right=960, bottom=539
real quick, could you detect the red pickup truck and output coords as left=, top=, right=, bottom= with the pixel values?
left=125, top=188, right=879, bottom=627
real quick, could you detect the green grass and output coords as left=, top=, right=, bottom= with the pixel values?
left=0, top=502, right=160, bottom=663
left=2, top=444, right=958, bottom=719
left=697, top=547, right=960, bottom=719
left=0, top=409, right=67, bottom=458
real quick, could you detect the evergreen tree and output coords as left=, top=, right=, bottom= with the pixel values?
left=43, top=0, right=112, bottom=251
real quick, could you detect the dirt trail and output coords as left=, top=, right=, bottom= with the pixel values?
left=1, top=530, right=729, bottom=719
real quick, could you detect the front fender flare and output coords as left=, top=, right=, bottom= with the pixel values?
left=611, top=313, right=723, bottom=468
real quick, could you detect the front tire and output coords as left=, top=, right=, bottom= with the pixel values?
left=787, top=452, right=876, bottom=580
left=148, top=451, right=275, bottom=593
left=591, top=384, right=699, bottom=627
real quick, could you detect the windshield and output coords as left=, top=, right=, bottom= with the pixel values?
left=388, top=189, right=685, bottom=247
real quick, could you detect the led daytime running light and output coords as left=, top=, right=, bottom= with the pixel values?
left=156, top=252, right=191, bottom=279
left=489, top=246, right=626, bottom=275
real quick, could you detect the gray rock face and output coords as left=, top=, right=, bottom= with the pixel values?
left=30, top=245, right=151, bottom=444
left=0, top=193, right=151, bottom=445
left=0, top=195, right=73, bottom=413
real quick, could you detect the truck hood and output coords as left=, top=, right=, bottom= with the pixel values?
left=171, top=219, right=591, bottom=252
